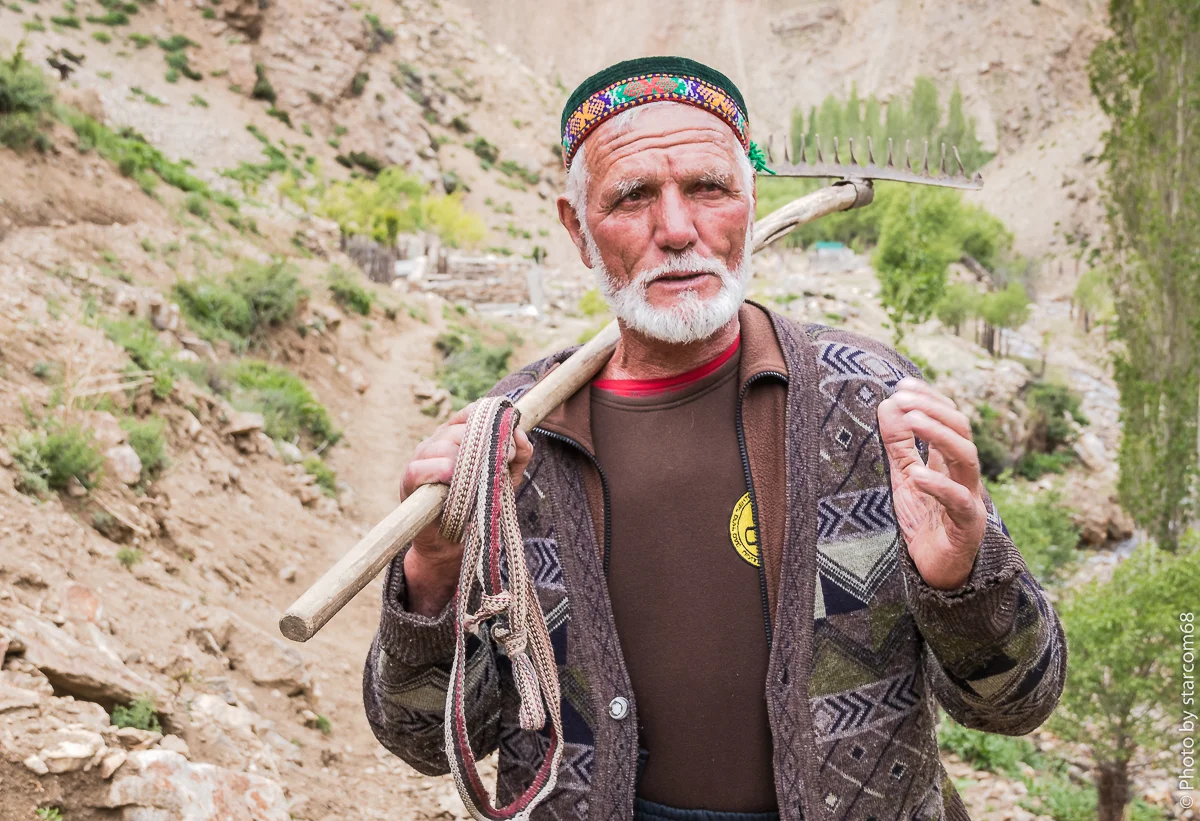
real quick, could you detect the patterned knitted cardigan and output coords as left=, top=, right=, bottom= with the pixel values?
left=363, top=304, right=1067, bottom=821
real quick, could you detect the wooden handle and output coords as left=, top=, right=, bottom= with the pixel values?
left=279, top=179, right=870, bottom=642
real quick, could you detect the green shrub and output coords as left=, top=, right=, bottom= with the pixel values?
left=35, top=808, right=62, bottom=821
left=251, top=63, right=275, bottom=103
left=303, top=457, right=337, bottom=497
left=110, top=696, right=160, bottom=732
left=156, top=34, right=193, bottom=51
left=985, top=483, right=1079, bottom=583
left=185, top=192, right=209, bottom=219
left=469, top=136, right=500, bottom=166
left=970, top=403, right=1011, bottom=480
left=434, top=330, right=512, bottom=407
left=314, top=714, right=332, bottom=735
left=937, top=714, right=1041, bottom=777
left=327, top=267, right=373, bottom=315
left=497, top=159, right=540, bottom=185
left=86, top=10, right=128, bottom=24
left=120, top=417, right=167, bottom=484
left=1014, top=450, right=1075, bottom=481
left=102, top=316, right=177, bottom=397
left=173, top=261, right=305, bottom=348
left=0, top=46, right=55, bottom=151
left=226, top=360, right=340, bottom=446
left=129, top=32, right=152, bottom=48
left=578, top=289, right=608, bottom=317
left=1025, top=381, right=1088, bottom=451
left=93, top=30, right=113, bottom=43
left=9, top=423, right=104, bottom=495
left=51, top=14, right=81, bottom=27
left=349, top=71, right=369, bottom=96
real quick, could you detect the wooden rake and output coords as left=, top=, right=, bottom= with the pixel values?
left=279, top=139, right=983, bottom=643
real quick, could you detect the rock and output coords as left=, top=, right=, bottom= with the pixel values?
left=66, top=476, right=88, bottom=497
left=279, top=565, right=297, bottom=583
left=297, top=484, right=321, bottom=507
left=276, top=441, right=303, bottom=464
left=0, top=445, right=12, bottom=467
left=61, top=582, right=103, bottom=624
left=4, top=607, right=166, bottom=709
left=349, top=370, right=369, bottom=394
left=184, top=413, right=203, bottom=440
left=158, top=734, right=190, bottom=756
left=179, top=335, right=218, bottom=363
left=23, top=754, right=48, bottom=775
left=224, top=411, right=264, bottom=437
left=192, top=611, right=310, bottom=696
left=101, top=748, right=127, bottom=779
left=218, top=0, right=265, bottom=39
left=0, top=682, right=41, bottom=712
left=106, top=445, right=144, bottom=486
left=40, top=729, right=106, bottom=773
left=1073, top=432, right=1109, bottom=472
left=116, top=727, right=162, bottom=750
left=311, top=305, right=343, bottom=330
left=104, top=750, right=289, bottom=820
left=173, top=348, right=202, bottom=364
left=86, top=411, right=127, bottom=448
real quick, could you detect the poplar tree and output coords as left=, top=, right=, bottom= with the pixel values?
left=1089, top=0, right=1200, bottom=550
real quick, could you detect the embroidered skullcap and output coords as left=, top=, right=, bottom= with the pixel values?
left=560, top=56, right=772, bottom=174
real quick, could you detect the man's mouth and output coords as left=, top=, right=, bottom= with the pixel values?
left=650, top=271, right=714, bottom=284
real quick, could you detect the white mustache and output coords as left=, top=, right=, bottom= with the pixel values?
left=629, top=250, right=733, bottom=293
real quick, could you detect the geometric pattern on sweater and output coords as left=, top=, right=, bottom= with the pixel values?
left=812, top=669, right=921, bottom=742
left=817, top=488, right=895, bottom=541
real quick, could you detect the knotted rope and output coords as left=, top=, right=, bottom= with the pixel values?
left=439, top=396, right=563, bottom=820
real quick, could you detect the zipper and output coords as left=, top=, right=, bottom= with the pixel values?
left=736, top=370, right=788, bottom=650
left=532, top=427, right=613, bottom=576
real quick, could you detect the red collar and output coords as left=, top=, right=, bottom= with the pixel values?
left=592, top=335, right=741, bottom=398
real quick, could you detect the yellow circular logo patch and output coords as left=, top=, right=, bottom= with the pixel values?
left=729, top=492, right=760, bottom=567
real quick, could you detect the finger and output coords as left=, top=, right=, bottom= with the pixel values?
left=414, top=439, right=460, bottom=463
left=877, top=392, right=923, bottom=471
left=432, top=405, right=472, bottom=435
left=512, top=427, right=533, bottom=461
left=902, top=410, right=980, bottom=489
left=895, top=377, right=957, bottom=409
left=400, top=457, right=456, bottom=499
left=907, top=464, right=978, bottom=519
left=887, top=390, right=971, bottom=439
left=412, top=428, right=464, bottom=460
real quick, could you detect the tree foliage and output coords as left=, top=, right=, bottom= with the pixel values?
left=319, top=167, right=485, bottom=248
left=1051, top=535, right=1200, bottom=820
left=1089, top=0, right=1200, bottom=550
left=788, top=76, right=993, bottom=175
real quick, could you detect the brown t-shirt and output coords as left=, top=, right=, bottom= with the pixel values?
left=590, top=340, right=776, bottom=811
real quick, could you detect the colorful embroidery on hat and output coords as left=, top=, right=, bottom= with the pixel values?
left=561, top=73, right=750, bottom=168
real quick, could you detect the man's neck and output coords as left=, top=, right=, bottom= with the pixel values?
left=598, top=315, right=741, bottom=381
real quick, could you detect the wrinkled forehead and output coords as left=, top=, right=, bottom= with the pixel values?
left=584, top=103, right=745, bottom=186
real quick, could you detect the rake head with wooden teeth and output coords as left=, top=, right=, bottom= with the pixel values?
left=763, top=134, right=984, bottom=190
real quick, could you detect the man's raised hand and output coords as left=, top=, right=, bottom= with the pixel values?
left=877, top=377, right=987, bottom=591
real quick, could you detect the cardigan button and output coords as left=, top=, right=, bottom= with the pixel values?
left=607, top=696, right=629, bottom=720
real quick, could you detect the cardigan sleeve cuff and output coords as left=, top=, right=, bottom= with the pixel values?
left=375, top=547, right=459, bottom=668
left=900, top=512, right=1027, bottom=644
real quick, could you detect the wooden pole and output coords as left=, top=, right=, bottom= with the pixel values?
left=279, top=179, right=871, bottom=642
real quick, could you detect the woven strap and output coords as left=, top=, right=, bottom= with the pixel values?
left=439, top=396, right=563, bottom=820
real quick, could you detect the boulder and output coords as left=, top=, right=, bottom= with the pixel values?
left=276, top=441, right=303, bottom=464
left=106, top=445, right=144, bottom=486
left=86, top=411, right=128, bottom=449
left=348, top=370, right=369, bottom=394
left=1073, top=431, right=1109, bottom=472
left=101, top=748, right=127, bottom=779
left=61, top=582, right=104, bottom=624
left=39, top=728, right=106, bottom=773
left=223, top=411, right=264, bottom=437
left=191, top=612, right=310, bottom=696
left=178, top=335, right=218, bottom=363
left=0, top=681, right=41, bottom=713
left=4, top=607, right=166, bottom=709
left=105, top=750, right=290, bottom=821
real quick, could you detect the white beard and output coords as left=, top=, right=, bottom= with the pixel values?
left=582, top=219, right=754, bottom=345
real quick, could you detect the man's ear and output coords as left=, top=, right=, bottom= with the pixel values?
left=557, top=195, right=595, bottom=269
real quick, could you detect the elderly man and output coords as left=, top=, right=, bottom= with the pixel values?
left=364, top=57, right=1066, bottom=821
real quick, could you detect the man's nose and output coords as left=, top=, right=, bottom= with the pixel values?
left=652, top=186, right=699, bottom=253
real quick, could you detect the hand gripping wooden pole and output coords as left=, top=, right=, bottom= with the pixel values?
left=279, top=180, right=872, bottom=642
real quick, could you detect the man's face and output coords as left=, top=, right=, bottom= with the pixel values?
left=558, top=104, right=756, bottom=344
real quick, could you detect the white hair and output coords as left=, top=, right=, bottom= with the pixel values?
left=564, top=101, right=757, bottom=344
